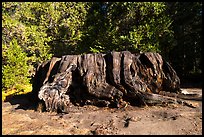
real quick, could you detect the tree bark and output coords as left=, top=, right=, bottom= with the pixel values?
left=32, top=51, right=184, bottom=113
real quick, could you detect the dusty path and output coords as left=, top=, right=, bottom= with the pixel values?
left=2, top=88, right=202, bottom=135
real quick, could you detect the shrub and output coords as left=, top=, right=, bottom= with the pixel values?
left=2, top=39, right=31, bottom=93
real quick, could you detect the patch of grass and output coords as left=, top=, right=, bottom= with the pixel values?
left=2, top=84, right=32, bottom=101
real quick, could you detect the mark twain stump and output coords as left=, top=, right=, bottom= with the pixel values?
left=31, top=51, right=193, bottom=113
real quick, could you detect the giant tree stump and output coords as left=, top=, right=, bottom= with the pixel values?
left=32, top=51, right=185, bottom=113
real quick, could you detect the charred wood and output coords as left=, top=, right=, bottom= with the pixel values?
left=31, top=51, right=196, bottom=113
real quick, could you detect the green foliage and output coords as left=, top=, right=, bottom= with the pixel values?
left=2, top=2, right=53, bottom=65
left=164, top=2, right=202, bottom=78
left=2, top=2, right=90, bottom=96
left=78, top=2, right=174, bottom=53
left=48, top=2, right=90, bottom=55
left=2, top=39, right=30, bottom=91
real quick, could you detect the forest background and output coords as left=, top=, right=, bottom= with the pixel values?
left=2, top=2, right=202, bottom=100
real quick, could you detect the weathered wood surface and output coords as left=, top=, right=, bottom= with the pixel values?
left=32, top=51, right=191, bottom=113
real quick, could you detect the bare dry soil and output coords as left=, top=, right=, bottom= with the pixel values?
left=2, top=88, right=202, bottom=135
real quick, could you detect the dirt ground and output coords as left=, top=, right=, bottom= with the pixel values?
left=2, top=88, right=202, bottom=135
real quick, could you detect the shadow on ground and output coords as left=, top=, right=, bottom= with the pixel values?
left=4, top=81, right=202, bottom=112
left=4, top=92, right=39, bottom=111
